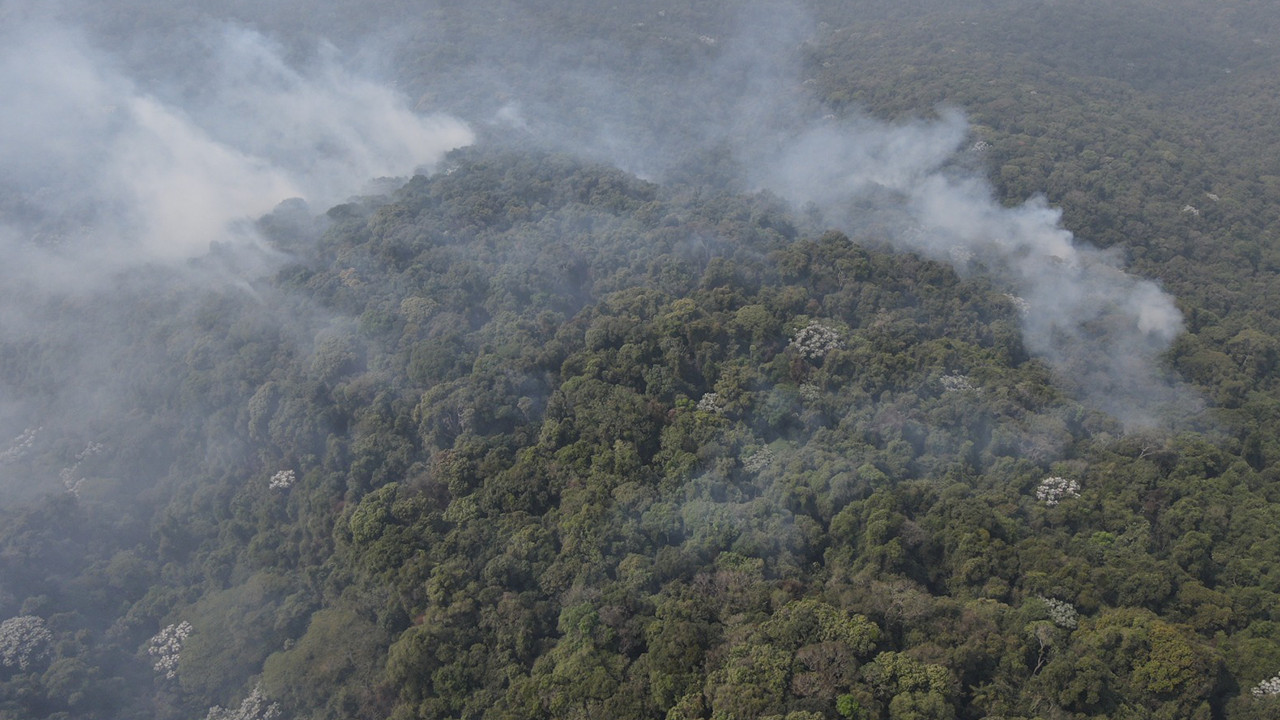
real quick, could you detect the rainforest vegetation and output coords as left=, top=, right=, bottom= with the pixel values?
left=1, top=1, right=1279, bottom=719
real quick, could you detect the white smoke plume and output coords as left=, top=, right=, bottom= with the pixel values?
left=753, top=109, right=1188, bottom=426
left=371, top=0, right=1191, bottom=426
left=0, top=19, right=472, bottom=271
left=0, top=14, right=474, bottom=484
left=626, top=5, right=1192, bottom=427
left=0, top=1, right=1191, bottom=427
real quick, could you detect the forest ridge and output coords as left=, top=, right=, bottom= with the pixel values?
left=1, top=1, right=1279, bottom=720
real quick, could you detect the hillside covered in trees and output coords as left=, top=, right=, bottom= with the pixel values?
left=2, top=1, right=1280, bottom=720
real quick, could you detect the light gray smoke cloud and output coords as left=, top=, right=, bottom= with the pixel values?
left=0, top=14, right=474, bottom=498
left=758, top=114, right=1188, bottom=425
left=644, top=4, right=1191, bottom=427
left=0, top=19, right=472, bottom=273
left=0, top=0, right=1192, bottom=430
left=345, top=0, right=1190, bottom=426
left=720, top=65, right=1187, bottom=426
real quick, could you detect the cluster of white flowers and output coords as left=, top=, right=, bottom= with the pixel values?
left=60, top=467, right=85, bottom=498
left=798, top=383, right=822, bottom=404
left=1039, top=597, right=1079, bottom=629
left=1206, top=192, right=1220, bottom=202
left=268, top=470, right=296, bottom=490
left=1003, top=294, right=1030, bottom=314
left=1182, top=204, right=1201, bottom=217
left=790, top=322, right=842, bottom=360
left=742, top=446, right=775, bottom=473
left=205, top=685, right=282, bottom=720
left=940, top=375, right=974, bottom=393
left=60, top=442, right=106, bottom=498
left=971, top=140, right=990, bottom=152
left=698, top=35, right=718, bottom=45
left=696, top=393, right=724, bottom=415
left=948, top=245, right=975, bottom=264
left=0, top=427, right=41, bottom=464
left=0, top=615, right=53, bottom=670
left=1253, top=673, right=1280, bottom=697
left=148, top=621, right=192, bottom=679
left=1035, top=476, right=1080, bottom=506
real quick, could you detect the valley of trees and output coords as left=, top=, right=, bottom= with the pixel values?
left=2, top=1, right=1280, bottom=719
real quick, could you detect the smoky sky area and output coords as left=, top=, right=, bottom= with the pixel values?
left=0, top=0, right=1194, bottom=442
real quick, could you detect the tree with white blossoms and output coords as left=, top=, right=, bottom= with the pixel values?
left=1038, top=597, right=1079, bottom=629
left=696, top=392, right=724, bottom=415
left=268, top=470, right=296, bottom=490
left=0, top=427, right=40, bottom=464
left=1003, top=293, right=1030, bottom=314
left=1035, top=476, right=1080, bottom=506
left=798, top=383, right=822, bottom=404
left=0, top=615, right=53, bottom=670
left=742, top=446, right=774, bottom=473
left=789, top=322, right=842, bottom=360
left=61, top=469, right=86, bottom=497
left=205, top=684, right=282, bottom=720
left=148, top=620, right=192, bottom=679
left=1253, top=672, right=1280, bottom=697
left=948, top=245, right=975, bottom=265
left=60, top=441, right=106, bottom=497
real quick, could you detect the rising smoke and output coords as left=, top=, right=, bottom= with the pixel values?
left=674, top=5, right=1191, bottom=427
left=465, top=2, right=1192, bottom=426
left=0, top=17, right=472, bottom=273
left=0, top=11, right=474, bottom=499
left=755, top=113, right=1188, bottom=426
left=0, top=0, right=1191, bottom=444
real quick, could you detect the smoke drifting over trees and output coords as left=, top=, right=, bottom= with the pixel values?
left=2, top=0, right=1280, bottom=719
left=0, top=15, right=471, bottom=271
left=0, top=0, right=1190, bottom=423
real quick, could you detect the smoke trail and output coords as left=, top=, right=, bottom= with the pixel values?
left=749, top=99, right=1188, bottom=427
left=0, top=20, right=472, bottom=273
left=0, top=16, right=474, bottom=495
left=644, top=4, right=1193, bottom=427
left=402, top=0, right=1191, bottom=425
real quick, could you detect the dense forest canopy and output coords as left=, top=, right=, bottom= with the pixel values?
left=1, top=1, right=1280, bottom=719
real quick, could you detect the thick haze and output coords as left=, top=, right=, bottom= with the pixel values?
left=371, top=0, right=1193, bottom=424
left=714, top=13, right=1189, bottom=426
left=0, top=0, right=1190, bottom=465
left=0, top=16, right=471, bottom=274
left=0, top=8, right=473, bottom=498
left=0, top=1, right=1245, bottom=717
left=757, top=114, right=1187, bottom=425
left=439, top=1, right=1193, bottom=426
